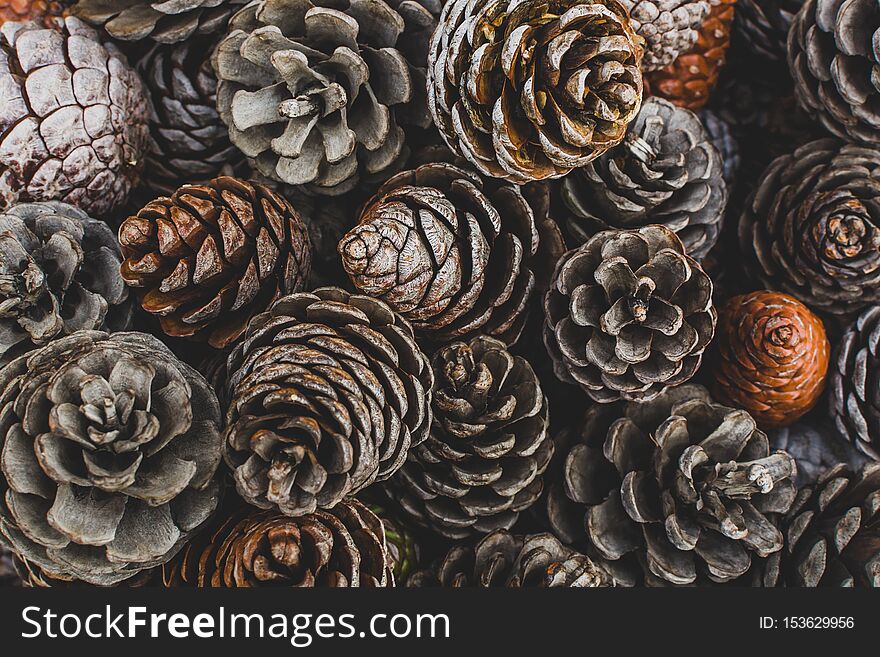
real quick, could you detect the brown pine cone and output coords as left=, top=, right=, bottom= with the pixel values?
left=0, top=0, right=70, bottom=26
left=118, top=176, right=312, bottom=349
left=712, top=291, right=830, bottom=429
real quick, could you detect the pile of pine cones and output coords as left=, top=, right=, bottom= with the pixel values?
left=0, top=0, right=878, bottom=588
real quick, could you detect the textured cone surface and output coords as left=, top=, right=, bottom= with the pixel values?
left=119, top=176, right=311, bottom=349
left=713, top=291, right=829, bottom=429
left=544, top=225, right=716, bottom=403
left=163, top=499, right=393, bottom=587
left=428, top=0, right=644, bottom=183
left=0, top=17, right=150, bottom=215
left=738, top=139, right=880, bottom=318
left=769, top=416, right=867, bottom=488
left=562, top=97, right=726, bottom=259
left=73, top=0, right=246, bottom=43
left=0, top=0, right=70, bottom=26
left=699, top=108, right=739, bottom=189
left=733, top=0, right=803, bottom=62
left=623, top=0, right=709, bottom=71
left=551, top=384, right=797, bottom=585
left=387, top=336, right=552, bottom=539
left=224, top=287, right=433, bottom=517
left=407, top=529, right=611, bottom=587
left=788, top=0, right=880, bottom=146
left=212, top=0, right=438, bottom=196
left=0, top=331, right=224, bottom=585
left=0, top=201, right=132, bottom=362
left=645, top=0, right=736, bottom=110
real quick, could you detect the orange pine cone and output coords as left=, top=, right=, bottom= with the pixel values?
left=0, top=0, right=70, bottom=26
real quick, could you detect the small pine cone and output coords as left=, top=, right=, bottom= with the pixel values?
left=788, top=0, right=880, bottom=146
left=118, top=176, right=312, bottom=349
left=738, top=139, right=880, bottom=318
left=407, top=530, right=612, bottom=587
left=699, top=108, right=739, bottom=189
left=212, top=0, right=438, bottom=196
left=561, top=97, right=726, bottom=259
left=339, top=163, right=557, bottom=346
left=624, top=0, right=710, bottom=71
left=0, top=0, right=70, bottom=26
left=387, top=336, right=552, bottom=539
left=0, top=201, right=132, bottom=362
left=73, top=0, right=246, bottom=43
left=224, top=287, right=433, bottom=517
left=769, top=416, right=867, bottom=488
left=733, top=0, right=803, bottom=62
left=429, top=0, right=644, bottom=183
left=712, top=291, right=830, bottom=429
left=645, top=0, right=736, bottom=111
left=0, top=544, right=20, bottom=586
left=164, top=499, right=393, bottom=587
left=0, top=331, right=224, bottom=585
left=0, top=17, right=150, bottom=215
left=544, top=225, right=716, bottom=403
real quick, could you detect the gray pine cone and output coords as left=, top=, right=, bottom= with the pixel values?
left=769, top=416, right=868, bottom=488
left=699, top=108, right=739, bottom=190
left=623, top=0, right=710, bottom=71
left=561, top=98, right=726, bottom=259
left=0, top=331, right=224, bottom=585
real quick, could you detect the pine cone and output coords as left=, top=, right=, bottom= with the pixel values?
left=769, top=416, right=867, bottom=487
left=12, top=553, right=156, bottom=586
left=164, top=499, right=393, bottom=587
left=224, top=287, right=433, bottom=516
left=0, top=0, right=70, bottom=26
left=0, top=331, right=224, bottom=585
left=733, top=0, right=803, bottom=62
left=544, top=225, right=716, bottom=403
left=118, top=176, right=312, bottom=349
left=788, top=0, right=880, bottom=146
left=699, top=108, right=739, bottom=189
left=73, top=0, right=246, bottom=43
left=712, top=291, right=830, bottom=429
left=551, top=384, right=798, bottom=585
left=0, top=544, right=19, bottom=586
left=387, top=335, right=552, bottom=539
left=0, top=16, right=150, bottom=215
left=212, top=0, right=438, bottom=196
left=339, top=163, right=556, bottom=346
left=561, top=97, right=726, bottom=259
left=738, top=139, right=880, bottom=318
left=428, top=0, right=644, bottom=183
left=0, top=201, right=132, bottom=362
left=624, top=0, right=710, bottom=71
left=407, top=530, right=611, bottom=587
left=645, top=0, right=736, bottom=110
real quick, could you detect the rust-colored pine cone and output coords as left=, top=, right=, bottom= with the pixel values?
left=0, top=0, right=70, bottom=25
left=118, top=176, right=312, bottom=349
left=645, top=0, right=736, bottom=110
left=712, top=291, right=830, bottom=429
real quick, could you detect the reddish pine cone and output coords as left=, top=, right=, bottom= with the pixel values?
left=713, top=291, right=829, bottom=428
left=0, top=1, right=69, bottom=26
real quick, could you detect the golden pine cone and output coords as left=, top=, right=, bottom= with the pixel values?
left=0, top=0, right=69, bottom=26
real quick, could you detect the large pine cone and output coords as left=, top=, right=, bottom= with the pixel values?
left=549, top=384, right=798, bottom=585
left=387, top=336, right=552, bottom=539
left=733, top=0, right=803, bottom=62
left=339, top=162, right=558, bottom=346
left=119, top=176, right=312, bottom=349
left=624, top=0, right=710, bottom=71
left=769, top=415, right=867, bottom=487
left=788, top=0, right=880, bottom=146
left=224, top=287, right=433, bottom=516
left=428, top=0, right=644, bottom=183
left=712, top=291, right=829, bottom=429
left=163, top=499, right=393, bottom=587
left=0, top=331, right=224, bottom=585
left=0, top=16, right=150, bottom=215
left=212, top=0, right=438, bottom=196
left=73, top=0, right=246, bottom=43
left=408, top=530, right=611, bottom=587
left=544, top=225, right=716, bottom=403
left=738, top=139, right=880, bottom=318
left=0, top=201, right=132, bottom=362
left=0, top=0, right=70, bottom=26
left=561, top=97, right=726, bottom=259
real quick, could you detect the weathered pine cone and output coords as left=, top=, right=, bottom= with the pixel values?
left=738, top=139, right=880, bottom=318
left=544, top=225, right=716, bottom=403
left=224, top=287, right=433, bottom=516
left=712, top=291, right=830, bottom=429
left=623, top=0, right=710, bottom=71
left=769, top=416, right=867, bottom=487
left=73, top=0, right=246, bottom=43
left=118, top=176, right=312, bottom=349
left=788, top=0, right=880, bottom=146
left=0, top=0, right=70, bottom=26
left=0, top=201, right=132, bottom=362
left=733, top=0, right=803, bottom=62
left=561, top=97, right=726, bottom=259
left=163, top=499, right=393, bottom=587
left=387, top=336, right=552, bottom=539
left=0, top=331, right=224, bottom=585
left=428, top=0, right=644, bottom=183
left=212, top=0, right=437, bottom=196
left=0, top=16, right=150, bottom=215
left=550, top=384, right=798, bottom=585
left=407, top=530, right=612, bottom=587
left=339, top=162, right=556, bottom=346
